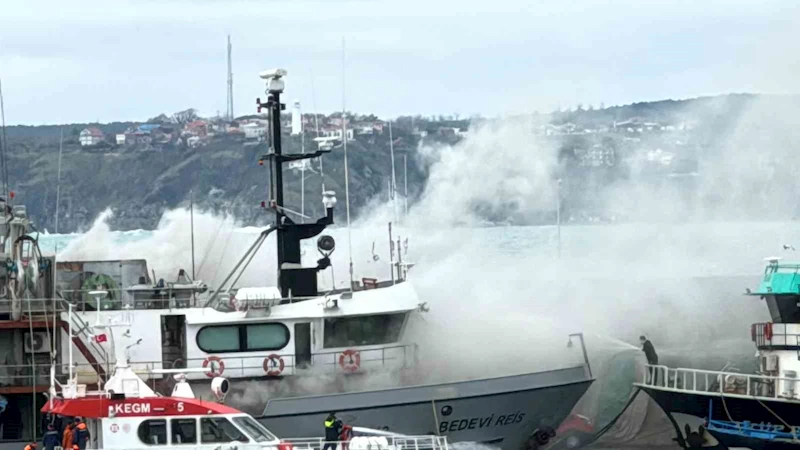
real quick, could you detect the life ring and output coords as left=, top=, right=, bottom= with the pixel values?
left=203, top=356, right=225, bottom=378
left=263, top=354, right=285, bottom=376
left=339, top=349, right=361, bottom=373
left=765, top=322, right=773, bottom=341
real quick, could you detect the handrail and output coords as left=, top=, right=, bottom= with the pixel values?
left=641, top=364, right=800, bottom=401
left=0, top=437, right=449, bottom=450
left=284, top=435, right=450, bottom=450
left=0, top=344, right=418, bottom=385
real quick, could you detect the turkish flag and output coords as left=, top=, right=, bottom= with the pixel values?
left=94, top=334, right=107, bottom=343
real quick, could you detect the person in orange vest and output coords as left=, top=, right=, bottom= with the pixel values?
left=23, top=443, right=37, bottom=450
left=61, top=422, right=74, bottom=450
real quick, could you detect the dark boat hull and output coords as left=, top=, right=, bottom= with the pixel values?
left=638, top=384, right=800, bottom=449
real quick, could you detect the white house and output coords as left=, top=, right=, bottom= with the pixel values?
left=241, top=123, right=266, bottom=140
left=115, top=134, right=126, bottom=145
left=79, top=128, right=105, bottom=147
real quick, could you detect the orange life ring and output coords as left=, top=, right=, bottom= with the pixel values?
left=765, top=322, right=773, bottom=341
left=339, top=349, right=361, bottom=373
left=263, top=354, right=285, bottom=376
left=203, top=356, right=225, bottom=378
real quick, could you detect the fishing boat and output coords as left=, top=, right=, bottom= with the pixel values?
left=0, top=69, right=594, bottom=450
left=636, top=256, right=800, bottom=449
left=39, top=300, right=449, bottom=450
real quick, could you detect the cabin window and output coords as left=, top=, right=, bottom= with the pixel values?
left=197, top=326, right=240, bottom=352
left=171, top=418, right=197, bottom=444
left=323, top=313, right=407, bottom=348
left=201, top=417, right=249, bottom=444
left=138, top=419, right=168, bottom=445
left=197, top=323, right=290, bottom=353
left=245, top=323, right=290, bottom=351
left=233, top=416, right=278, bottom=443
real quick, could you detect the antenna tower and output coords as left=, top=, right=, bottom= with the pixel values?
left=226, top=35, right=234, bottom=120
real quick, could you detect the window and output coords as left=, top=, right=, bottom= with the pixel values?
left=201, top=418, right=249, bottom=444
left=245, top=324, right=290, bottom=351
left=197, top=323, right=289, bottom=353
left=233, top=417, right=278, bottom=443
left=324, top=313, right=406, bottom=348
left=138, top=420, right=167, bottom=445
left=171, top=419, right=197, bottom=444
left=197, top=326, right=240, bottom=352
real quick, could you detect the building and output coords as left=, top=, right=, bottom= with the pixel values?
left=241, top=122, right=266, bottom=140
left=183, top=120, right=208, bottom=137
left=116, top=134, right=126, bottom=145
left=79, top=127, right=105, bottom=147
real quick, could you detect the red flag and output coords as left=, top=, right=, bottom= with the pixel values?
left=94, top=334, right=107, bottom=343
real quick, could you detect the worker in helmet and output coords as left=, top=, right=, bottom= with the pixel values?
left=323, top=412, right=343, bottom=450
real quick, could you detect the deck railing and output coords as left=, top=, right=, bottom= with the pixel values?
left=285, top=435, right=449, bottom=450
left=641, top=364, right=800, bottom=401
left=35, top=437, right=448, bottom=450
left=0, top=344, right=419, bottom=386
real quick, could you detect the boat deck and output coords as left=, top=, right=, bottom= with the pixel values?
left=636, top=364, right=800, bottom=403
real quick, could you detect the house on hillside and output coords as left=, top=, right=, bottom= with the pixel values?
left=241, top=122, right=266, bottom=140
left=183, top=120, right=208, bottom=137
left=79, top=128, right=105, bottom=147
left=116, top=134, right=126, bottom=145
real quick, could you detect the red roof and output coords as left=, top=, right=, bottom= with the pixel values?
left=41, top=396, right=241, bottom=419
left=85, top=127, right=104, bottom=137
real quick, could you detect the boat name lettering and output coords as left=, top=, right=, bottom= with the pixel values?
left=113, top=403, right=152, bottom=415
left=438, top=411, right=525, bottom=433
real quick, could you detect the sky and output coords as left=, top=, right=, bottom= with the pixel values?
left=0, top=0, right=798, bottom=125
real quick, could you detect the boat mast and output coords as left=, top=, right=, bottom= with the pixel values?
left=389, top=121, right=398, bottom=224
left=341, top=37, right=354, bottom=291
left=257, top=69, right=335, bottom=299
left=190, top=189, right=196, bottom=279
left=0, top=78, right=9, bottom=198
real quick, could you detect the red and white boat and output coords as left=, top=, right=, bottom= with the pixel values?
left=40, top=297, right=449, bottom=450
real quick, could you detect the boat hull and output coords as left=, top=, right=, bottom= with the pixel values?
left=256, top=366, right=593, bottom=450
left=638, top=384, right=800, bottom=450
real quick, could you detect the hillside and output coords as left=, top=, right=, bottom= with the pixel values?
left=3, top=93, right=800, bottom=231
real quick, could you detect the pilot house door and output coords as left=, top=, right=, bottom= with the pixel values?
left=294, top=323, right=312, bottom=368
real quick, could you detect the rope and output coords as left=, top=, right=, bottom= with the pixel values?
left=754, top=397, right=795, bottom=440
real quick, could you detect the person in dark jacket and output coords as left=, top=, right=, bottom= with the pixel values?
left=323, top=413, right=343, bottom=450
left=73, top=418, right=90, bottom=450
left=42, top=425, right=60, bottom=450
left=640, top=335, right=659, bottom=385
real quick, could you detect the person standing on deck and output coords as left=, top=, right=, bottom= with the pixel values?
left=73, top=418, right=89, bottom=450
left=640, top=335, right=659, bottom=384
left=61, top=422, right=74, bottom=450
left=323, top=413, right=343, bottom=450
left=42, top=425, right=59, bottom=450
